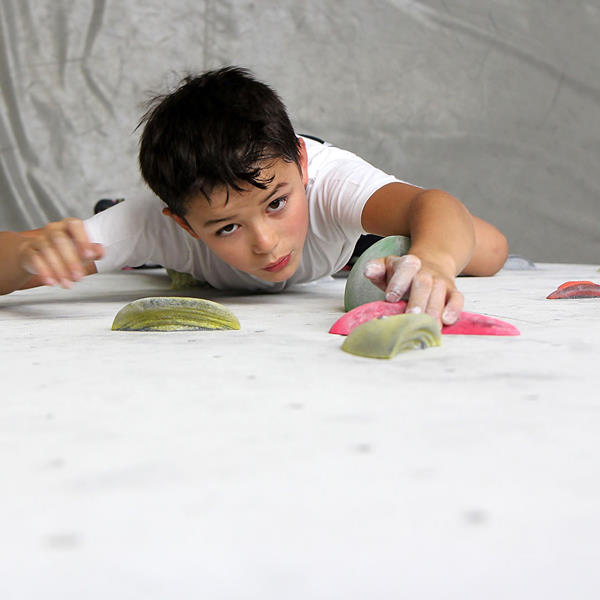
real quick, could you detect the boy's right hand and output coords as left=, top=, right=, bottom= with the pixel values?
left=19, top=218, right=104, bottom=288
left=364, top=253, right=464, bottom=326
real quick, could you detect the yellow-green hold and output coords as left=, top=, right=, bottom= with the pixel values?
left=166, top=268, right=204, bottom=290
left=111, top=297, right=240, bottom=332
left=341, top=313, right=441, bottom=359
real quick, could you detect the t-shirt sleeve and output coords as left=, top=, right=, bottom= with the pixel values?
left=308, top=146, right=410, bottom=240
left=83, top=192, right=188, bottom=273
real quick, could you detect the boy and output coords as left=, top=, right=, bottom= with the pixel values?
left=0, top=67, right=508, bottom=325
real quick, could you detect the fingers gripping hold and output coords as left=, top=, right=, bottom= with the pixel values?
left=382, top=254, right=421, bottom=302
left=364, top=254, right=422, bottom=301
left=405, top=270, right=433, bottom=313
left=362, top=250, right=464, bottom=326
left=442, top=289, right=464, bottom=325
left=363, top=258, right=387, bottom=290
left=406, top=275, right=444, bottom=321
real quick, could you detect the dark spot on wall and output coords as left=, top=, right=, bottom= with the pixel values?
left=463, top=509, right=488, bottom=525
left=43, top=533, right=82, bottom=550
left=44, top=458, right=65, bottom=470
left=354, top=443, right=373, bottom=454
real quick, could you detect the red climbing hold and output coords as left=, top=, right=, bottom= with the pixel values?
left=547, top=281, right=600, bottom=299
left=329, top=300, right=520, bottom=336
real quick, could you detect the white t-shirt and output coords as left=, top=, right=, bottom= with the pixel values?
left=84, top=137, right=406, bottom=292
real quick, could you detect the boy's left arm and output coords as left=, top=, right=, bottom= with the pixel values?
left=360, top=182, right=508, bottom=325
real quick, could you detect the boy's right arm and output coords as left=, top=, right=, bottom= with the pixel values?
left=0, top=218, right=104, bottom=295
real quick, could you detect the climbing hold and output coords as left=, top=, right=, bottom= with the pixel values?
left=442, top=312, right=520, bottom=336
left=341, top=313, right=442, bottom=359
left=166, top=269, right=204, bottom=290
left=331, top=300, right=406, bottom=334
left=111, top=297, right=240, bottom=331
left=344, top=235, right=411, bottom=311
left=330, top=300, right=520, bottom=336
left=502, top=254, right=536, bottom=270
left=546, top=281, right=600, bottom=299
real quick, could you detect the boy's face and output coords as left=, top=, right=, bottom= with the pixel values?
left=164, top=140, right=309, bottom=283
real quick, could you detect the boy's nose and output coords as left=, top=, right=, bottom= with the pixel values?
left=251, top=223, right=278, bottom=254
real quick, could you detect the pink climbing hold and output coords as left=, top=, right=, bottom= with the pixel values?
left=329, top=301, right=407, bottom=334
left=546, top=280, right=600, bottom=299
left=441, top=312, right=520, bottom=336
left=329, top=300, right=520, bottom=336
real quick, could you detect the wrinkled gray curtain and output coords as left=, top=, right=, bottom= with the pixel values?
left=1, top=0, right=599, bottom=262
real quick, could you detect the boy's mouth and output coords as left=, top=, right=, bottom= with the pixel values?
left=263, top=252, right=292, bottom=273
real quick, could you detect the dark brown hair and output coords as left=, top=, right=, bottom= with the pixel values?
left=138, top=66, right=300, bottom=217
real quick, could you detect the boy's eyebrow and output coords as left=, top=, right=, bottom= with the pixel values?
left=203, top=182, right=289, bottom=227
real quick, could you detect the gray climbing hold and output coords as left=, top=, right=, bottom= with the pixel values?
left=502, top=255, right=536, bottom=270
left=344, top=235, right=411, bottom=311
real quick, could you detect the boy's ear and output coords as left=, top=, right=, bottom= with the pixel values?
left=162, top=207, right=199, bottom=238
left=298, top=137, right=308, bottom=186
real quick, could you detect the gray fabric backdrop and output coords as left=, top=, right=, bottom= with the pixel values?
left=1, top=0, right=598, bottom=263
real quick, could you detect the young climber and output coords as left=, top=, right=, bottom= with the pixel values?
left=0, top=66, right=508, bottom=325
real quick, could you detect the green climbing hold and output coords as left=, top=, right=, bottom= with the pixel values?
left=111, top=297, right=240, bottom=332
left=341, top=313, right=441, bottom=359
left=166, top=269, right=204, bottom=290
left=344, top=235, right=411, bottom=311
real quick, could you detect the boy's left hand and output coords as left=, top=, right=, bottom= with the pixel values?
left=364, top=254, right=464, bottom=325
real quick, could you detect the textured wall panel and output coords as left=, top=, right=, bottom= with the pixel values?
left=1, top=0, right=598, bottom=262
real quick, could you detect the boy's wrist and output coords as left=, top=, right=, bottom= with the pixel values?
left=0, top=232, right=32, bottom=294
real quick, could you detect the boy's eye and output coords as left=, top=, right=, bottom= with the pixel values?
left=216, top=223, right=239, bottom=237
left=267, top=196, right=287, bottom=212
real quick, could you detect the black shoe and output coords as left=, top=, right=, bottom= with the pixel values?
left=94, top=198, right=125, bottom=214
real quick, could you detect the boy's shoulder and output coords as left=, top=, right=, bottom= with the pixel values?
left=302, top=135, right=402, bottom=187
left=303, top=135, right=357, bottom=168
left=301, top=136, right=402, bottom=247
left=302, top=136, right=402, bottom=208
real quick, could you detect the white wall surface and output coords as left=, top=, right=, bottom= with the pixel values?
left=1, top=264, right=600, bottom=599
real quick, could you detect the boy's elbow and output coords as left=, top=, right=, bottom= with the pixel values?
left=463, top=229, right=509, bottom=276
left=480, top=230, right=509, bottom=276
left=488, top=231, right=509, bottom=275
